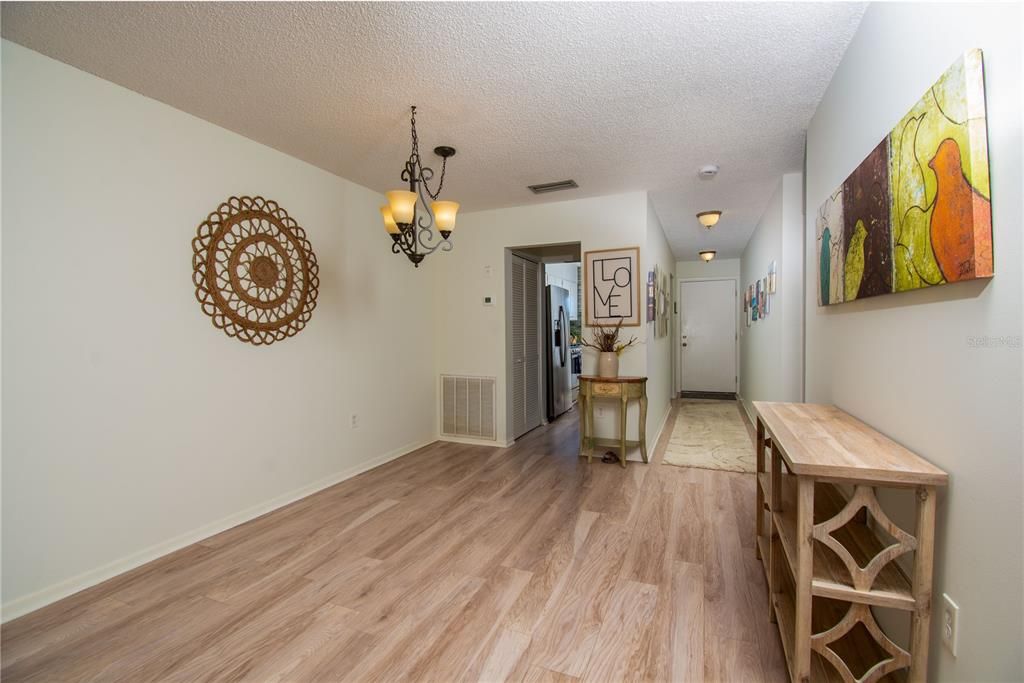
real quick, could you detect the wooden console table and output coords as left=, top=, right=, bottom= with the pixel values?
left=578, top=375, right=648, bottom=468
left=753, top=402, right=948, bottom=683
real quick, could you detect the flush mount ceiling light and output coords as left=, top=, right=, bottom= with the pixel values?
left=697, top=211, right=723, bottom=229
left=380, top=106, right=459, bottom=267
left=699, top=250, right=717, bottom=263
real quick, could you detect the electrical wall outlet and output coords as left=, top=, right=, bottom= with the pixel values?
left=350, top=413, right=359, bottom=429
left=941, top=593, right=960, bottom=657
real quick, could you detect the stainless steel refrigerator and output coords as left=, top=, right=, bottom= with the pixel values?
left=545, top=285, right=572, bottom=420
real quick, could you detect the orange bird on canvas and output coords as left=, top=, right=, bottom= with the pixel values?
left=927, top=138, right=993, bottom=282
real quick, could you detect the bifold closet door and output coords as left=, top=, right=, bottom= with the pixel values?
left=510, top=255, right=541, bottom=440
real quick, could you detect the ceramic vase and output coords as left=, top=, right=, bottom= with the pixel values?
left=598, top=352, right=619, bottom=378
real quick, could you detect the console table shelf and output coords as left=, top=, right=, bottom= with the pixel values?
left=770, top=475, right=915, bottom=611
left=753, top=402, right=948, bottom=683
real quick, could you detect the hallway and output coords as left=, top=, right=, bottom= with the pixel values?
left=2, top=3, right=1022, bottom=679
left=2, top=402, right=785, bottom=682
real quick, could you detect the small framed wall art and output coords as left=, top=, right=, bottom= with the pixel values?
left=646, top=269, right=656, bottom=323
left=657, top=268, right=670, bottom=338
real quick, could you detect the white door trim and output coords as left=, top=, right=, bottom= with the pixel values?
left=675, top=276, right=740, bottom=396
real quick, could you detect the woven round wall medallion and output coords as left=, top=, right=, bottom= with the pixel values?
left=192, top=196, right=319, bottom=346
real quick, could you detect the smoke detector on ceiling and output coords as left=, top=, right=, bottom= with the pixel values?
left=698, top=165, right=719, bottom=180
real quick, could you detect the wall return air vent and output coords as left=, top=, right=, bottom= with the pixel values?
left=441, top=375, right=497, bottom=441
left=527, top=179, right=579, bottom=194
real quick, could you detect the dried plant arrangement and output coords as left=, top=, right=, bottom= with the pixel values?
left=578, top=318, right=638, bottom=356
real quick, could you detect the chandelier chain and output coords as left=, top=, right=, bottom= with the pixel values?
left=409, top=106, right=446, bottom=201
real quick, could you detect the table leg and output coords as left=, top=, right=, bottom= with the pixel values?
left=586, top=391, right=595, bottom=464
left=756, top=418, right=765, bottom=561
left=578, top=393, right=587, bottom=457
left=639, top=395, right=648, bottom=463
left=793, top=476, right=815, bottom=682
left=769, top=443, right=782, bottom=624
left=909, top=486, right=937, bottom=682
left=619, top=394, right=628, bottom=469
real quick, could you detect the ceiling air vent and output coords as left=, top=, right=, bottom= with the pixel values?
left=528, top=179, right=579, bottom=195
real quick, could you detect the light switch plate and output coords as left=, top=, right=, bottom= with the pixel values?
left=483, top=296, right=494, bottom=306
left=941, top=593, right=959, bottom=657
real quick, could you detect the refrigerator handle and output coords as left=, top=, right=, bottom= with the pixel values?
left=557, top=306, right=567, bottom=367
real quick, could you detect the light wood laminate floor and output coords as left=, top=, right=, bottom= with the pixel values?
left=2, top=400, right=786, bottom=682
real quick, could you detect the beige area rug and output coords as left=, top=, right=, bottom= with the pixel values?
left=662, top=400, right=756, bottom=473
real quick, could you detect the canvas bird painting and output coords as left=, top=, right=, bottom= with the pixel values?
left=817, top=48, right=992, bottom=306
left=817, top=189, right=845, bottom=305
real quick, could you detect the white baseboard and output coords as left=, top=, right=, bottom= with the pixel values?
left=0, top=437, right=436, bottom=623
left=737, top=393, right=756, bottom=424
left=436, top=434, right=511, bottom=448
left=642, top=405, right=673, bottom=459
left=654, top=404, right=673, bottom=443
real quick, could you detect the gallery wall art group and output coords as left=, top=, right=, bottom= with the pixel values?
left=744, top=260, right=776, bottom=326
left=816, top=49, right=993, bottom=306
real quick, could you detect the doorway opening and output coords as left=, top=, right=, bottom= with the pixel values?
left=504, top=242, right=582, bottom=442
left=677, top=277, right=738, bottom=399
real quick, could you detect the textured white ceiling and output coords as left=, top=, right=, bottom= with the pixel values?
left=1, top=2, right=865, bottom=259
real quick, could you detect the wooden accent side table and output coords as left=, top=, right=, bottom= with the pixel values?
left=753, top=401, right=948, bottom=683
left=578, top=375, right=648, bottom=468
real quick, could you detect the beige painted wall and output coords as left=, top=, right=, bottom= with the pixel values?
left=676, top=257, right=740, bottom=281
left=645, top=197, right=676, bottom=444
left=1, top=42, right=438, bottom=618
left=739, top=173, right=804, bottom=419
left=804, top=4, right=1022, bottom=679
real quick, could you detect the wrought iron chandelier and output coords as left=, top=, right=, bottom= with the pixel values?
left=379, top=106, right=459, bottom=267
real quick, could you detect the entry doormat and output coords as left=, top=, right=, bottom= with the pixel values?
left=662, top=400, right=755, bottom=473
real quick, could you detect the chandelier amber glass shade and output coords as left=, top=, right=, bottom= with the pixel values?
left=386, top=190, right=417, bottom=224
left=431, top=201, right=460, bottom=232
left=699, top=250, right=717, bottom=262
left=380, top=206, right=399, bottom=234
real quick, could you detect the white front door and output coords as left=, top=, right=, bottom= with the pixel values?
left=678, top=279, right=737, bottom=393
